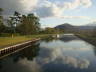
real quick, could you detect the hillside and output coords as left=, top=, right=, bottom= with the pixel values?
left=55, top=23, right=96, bottom=31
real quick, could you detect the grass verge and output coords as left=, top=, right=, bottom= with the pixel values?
left=0, top=34, right=52, bottom=49
left=76, top=34, right=96, bottom=46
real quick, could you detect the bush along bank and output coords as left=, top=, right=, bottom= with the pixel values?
left=76, top=34, right=96, bottom=46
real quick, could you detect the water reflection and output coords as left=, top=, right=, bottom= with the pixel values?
left=0, top=35, right=96, bottom=72
left=0, top=43, right=40, bottom=72
left=37, top=36, right=96, bottom=72
left=42, top=36, right=57, bottom=43
left=0, top=62, right=2, bottom=69
left=38, top=45, right=90, bottom=69
left=93, top=47, right=96, bottom=57
left=14, top=43, right=40, bottom=61
left=59, top=35, right=80, bottom=42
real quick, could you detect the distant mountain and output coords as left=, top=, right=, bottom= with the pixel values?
left=55, top=23, right=96, bottom=31
left=77, top=22, right=96, bottom=30
left=76, top=26, right=96, bottom=30
left=55, top=23, right=77, bottom=30
left=55, top=23, right=72, bottom=29
left=86, top=22, right=96, bottom=26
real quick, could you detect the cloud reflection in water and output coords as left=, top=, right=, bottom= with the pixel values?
left=36, top=42, right=90, bottom=69
left=16, top=39, right=92, bottom=72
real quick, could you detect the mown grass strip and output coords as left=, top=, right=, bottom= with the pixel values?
left=0, top=34, right=52, bottom=49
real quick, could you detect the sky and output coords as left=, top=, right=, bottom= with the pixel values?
left=0, top=0, right=96, bottom=28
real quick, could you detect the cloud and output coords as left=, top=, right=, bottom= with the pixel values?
left=20, top=0, right=38, bottom=12
left=60, top=16, right=91, bottom=20
left=90, top=19, right=96, bottom=22
left=0, top=0, right=95, bottom=24
left=81, top=0, right=92, bottom=7
left=33, top=0, right=63, bottom=18
left=0, top=0, right=92, bottom=18
left=63, top=0, right=92, bottom=10
left=0, top=0, right=38, bottom=15
left=33, top=0, right=92, bottom=18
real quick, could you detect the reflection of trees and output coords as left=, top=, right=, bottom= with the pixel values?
left=60, top=35, right=79, bottom=42
left=42, top=36, right=58, bottom=43
left=41, top=35, right=80, bottom=43
left=13, top=43, right=40, bottom=62
left=42, top=37, right=54, bottom=43
left=0, top=62, right=2, bottom=69
left=93, top=47, right=96, bottom=57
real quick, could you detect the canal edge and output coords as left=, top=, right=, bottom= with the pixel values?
left=0, top=38, right=41, bottom=59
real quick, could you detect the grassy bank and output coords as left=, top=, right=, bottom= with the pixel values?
left=76, top=34, right=96, bottom=46
left=0, top=34, right=52, bottom=49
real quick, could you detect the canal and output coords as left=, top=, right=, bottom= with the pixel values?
left=0, top=34, right=96, bottom=72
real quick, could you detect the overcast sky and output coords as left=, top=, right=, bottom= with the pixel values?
left=0, top=0, right=96, bottom=28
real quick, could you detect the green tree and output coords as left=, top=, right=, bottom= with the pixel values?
left=17, top=13, right=40, bottom=35
left=42, top=27, right=63, bottom=34
left=0, top=8, right=3, bottom=25
left=0, top=8, right=5, bottom=35
left=0, top=8, right=3, bottom=15
left=8, top=11, right=21, bottom=37
left=17, top=15, right=27, bottom=35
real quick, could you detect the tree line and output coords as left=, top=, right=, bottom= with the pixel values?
left=0, top=8, right=64, bottom=37
left=0, top=8, right=41, bottom=36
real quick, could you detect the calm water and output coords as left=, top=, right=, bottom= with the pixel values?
left=0, top=34, right=96, bottom=72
